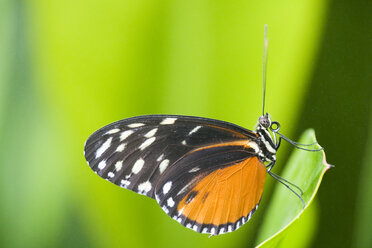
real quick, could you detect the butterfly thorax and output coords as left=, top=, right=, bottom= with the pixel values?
left=255, top=116, right=278, bottom=163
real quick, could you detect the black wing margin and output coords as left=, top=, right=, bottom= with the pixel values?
left=84, top=115, right=257, bottom=198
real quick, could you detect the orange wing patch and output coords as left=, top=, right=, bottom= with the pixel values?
left=189, top=140, right=259, bottom=155
left=177, top=157, right=266, bottom=233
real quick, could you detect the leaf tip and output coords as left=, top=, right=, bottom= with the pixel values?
left=322, top=150, right=334, bottom=171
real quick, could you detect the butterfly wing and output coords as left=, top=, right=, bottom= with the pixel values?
left=84, top=115, right=258, bottom=198
left=154, top=142, right=266, bottom=235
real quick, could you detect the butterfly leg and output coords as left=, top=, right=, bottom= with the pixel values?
left=266, top=161, right=275, bottom=172
left=268, top=171, right=306, bottom=209
left=277, top=133, right=323, bottom=152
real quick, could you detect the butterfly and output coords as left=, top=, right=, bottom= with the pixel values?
left=83, top=26, right=321, bottom=236
left=84, top=113, right=320, bottom=236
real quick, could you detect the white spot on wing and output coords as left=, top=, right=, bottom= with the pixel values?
left=98, top=160, right=106, bottom=170
left=188, top=167, right=200, bottom=173
left=219, top=228, right=225, bottom=235
left=159, top=159, right=170, bottom=174
left=114, top=161, right=123, bottom=171
left=160, top=118, right=177, bottom=125
left=236, top=221, right=241, bottom=229
left=162, top=205, right=169, bottom=214
left=107, top=172, right=114, bottom=178
left=177, top=181, right=193, bottom=196
left=188, top=126, right=201, bottom=135
left=120, top=179, right=130, bottom=186
left=202, top=228, right=209, bottom=233
left=138, top=181, right=152, bottom=194
left=95, top=137, right=112, bottom=158
left=116, top=143, right=126, bottom=152
left=128, top=123, right=144, bottom=128
left=157, top=154, right=164, bottom=162
left=120, top=130, right=134, bottom=141
left=163, top=181, right=172, bottom=194
left=193, top=225, right=198, bottom=231
left=186, top=223, right=192, bottom=228
left=144, top=128, right=158, bottom=138
left=181, top=140, right=187, bottom=145
left=132, top=158, right=144, bottom=174
left=105, top=128, right=120, bottom=134
left=139, top=137, right=156, bottom=150
left=167, top=197, right=175, bottom=207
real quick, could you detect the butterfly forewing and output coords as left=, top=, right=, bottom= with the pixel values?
left=84, top=115, right=257, bottom=199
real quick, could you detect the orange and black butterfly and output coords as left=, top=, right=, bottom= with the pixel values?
left=83, top=26, right=321, bottom=236
left=83, top=114, right=321, bottom=235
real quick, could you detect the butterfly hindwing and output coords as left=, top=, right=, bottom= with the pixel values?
left=84, top=115, right=257, bottom=198
left=154, top=141, right=266, bottom=235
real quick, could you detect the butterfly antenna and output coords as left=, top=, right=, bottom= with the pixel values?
left=268, top=171, right=306, bottom=209
left=262, top=24, right=269, bottom=116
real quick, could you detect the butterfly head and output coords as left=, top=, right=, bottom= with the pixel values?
left=258, top=113, right=271, bottom=128
left=258, top=113, right=281, bottom=133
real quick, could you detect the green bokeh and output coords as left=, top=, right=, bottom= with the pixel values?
left=0, top=0, right=370, bottom=247
left=353, top=101, right=372, bottom=248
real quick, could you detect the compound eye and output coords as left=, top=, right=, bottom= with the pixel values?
left=270, top=121, right=281, bottom=132
left=259, top=116, right=270, bottom=128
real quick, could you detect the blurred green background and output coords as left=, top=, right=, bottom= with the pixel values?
left=0, top=0, right=370, bottom=247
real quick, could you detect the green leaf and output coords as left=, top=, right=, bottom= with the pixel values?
left=255, top=129, right=332, bottom=247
